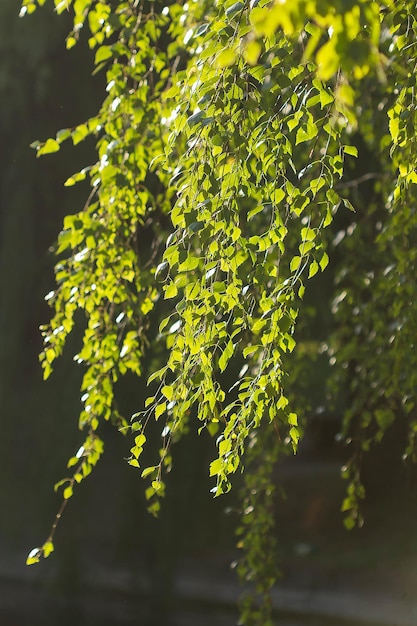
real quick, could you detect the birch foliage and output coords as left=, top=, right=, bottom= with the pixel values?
left=21, top=0, right=417, bottom=622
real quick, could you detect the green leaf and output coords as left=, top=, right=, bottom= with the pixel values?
left=219, top=339, right=234, bottom=373
left=295, top=122, right=318, bottom=144
left=243, top=345, right=258, bottom=358
left=56, top=128, right=71, bottom=143
left=162, top=385, right=174, bottom=401
left=301, top=227, right=315, bottom=242
left=164, top=283, right=178, bottom=299
left=244, top=40, right=262, bottom=65
left=319, top=252, right=329, bottom=271
left=289, top=426, right=299, bottom=446
left=66, top=36, right=77, bottom=50
left=63, top=485, right=73, bottom=500
left=217, top=48, right=237, bottom=67
left=155, top=402, right=166, bottom=420
left=225, top=2, right=244, bottom=17
left=288, top=412, right=298, bottom=426
left=54, top=478, right=68, bottom=492
left=26, top=548, right=41, bottom=566
left=155, top=261, right=169, bottom=281
left=43, top=541, right=54, bottom=558
left=344, top=145, right=358, bottom=157
left=135, top=434, right=146, bottom=447
left=72, top=124, right=89, bottom=145
left=342, top=198, right=356, bottom=212
left=290, top=256, right=302, bottom=272
left=64, top=170, right=87, bottom=187
left=37, top=138, right=60, bottom=156
left=209, top=458, right=223, bottom=477
left=186, top=111, right=206, bottom=127
left=178, top=255, right=199, bottom=272
left=95, top=45, right=113, bottom=64
left=141, top=466, right=158, bottom=478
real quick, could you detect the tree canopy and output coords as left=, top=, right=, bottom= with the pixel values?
left=21, top=0, right=417, bottom=622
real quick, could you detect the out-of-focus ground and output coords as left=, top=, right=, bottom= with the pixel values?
left=2, top=440, right=417, bottom=626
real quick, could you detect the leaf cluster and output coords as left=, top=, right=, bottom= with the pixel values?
left=20, top=0, right=417, bottom=621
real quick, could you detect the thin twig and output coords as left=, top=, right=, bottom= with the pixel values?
left=339, top=173, right=384, bottom=188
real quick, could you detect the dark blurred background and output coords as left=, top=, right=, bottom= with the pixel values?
left=2, top=3, right=417, bottom=626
